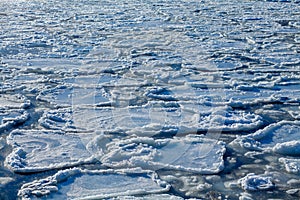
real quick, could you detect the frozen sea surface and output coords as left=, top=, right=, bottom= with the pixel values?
left=0, top=0, right=300, bottom=199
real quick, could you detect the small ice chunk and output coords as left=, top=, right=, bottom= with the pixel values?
left=5, top=129, right=96, bottom=173
left=273, top=141, right=300, bottom=156
left=231, top=121, right=300, bottom=156
left=100, top=135, right=226, bottom=174
left=0, top=109, right=29, bottom=133
left=39, top=108, right=76, bottom=131
left=197, top=109, right=264, bottom=132
left=0, top=94, right=31, bottom=109
left=279, top=158, right=300, bottom=174
left=18, top=168, right=170, bottom=199
left=114, top=194, right=183, bottom=199
left=0, top=137, right=5, bottom=150
left=0, top=177, right=14, bottom=186
left=36, top=85, right=73, bottom=108
left=238, top=173, right=274, bottom=191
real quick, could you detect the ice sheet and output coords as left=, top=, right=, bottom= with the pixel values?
left=5, top=129, right=96, bottom=173
left=18, top=168, right=170, bottom=199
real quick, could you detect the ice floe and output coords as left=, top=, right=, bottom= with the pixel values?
left=279, top=158, right=300, bottom=174
left=38, top=108, right=76, bottom=132
left=0, top=109, right=29, bottom=133
left=99, top=135, right=226, bottom=174
left=5, top=129, right=96, bottom=173
left=36, top=85, right=73, bottom=108
left=18, top=168, right=170, bottom=199
left=238, top=173, right=274, bottom=191
left=230, top=121, right=300, bottom=156
left=0, top=177, right=14, bottom=186
left=0, top=94, right=31, bottom=109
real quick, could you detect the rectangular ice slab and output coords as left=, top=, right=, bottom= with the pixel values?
left=18, top=168, right=170, bottom=199
left=100, top=135, right=226, bottom=174
left=5, top=130, right=96, bottom=173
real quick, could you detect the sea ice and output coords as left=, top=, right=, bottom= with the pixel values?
left=0, top=94, right=31, bottom=109
left=230, top=121, right=300, bottom=156
left=0, top=109, right=29, bottom=133
left=99, top=135, right=226, bottom=174
left=279, top=158, right=300, bottom=174
left=5, top=129, right=96, bottom=173
left=0, top=177, right=14, bottom=186
left=39, top=108, right=76, bottom=132
left=112, top=194, right=183, bottom=200
left=18, top=168, right=170, bottom=199
left=238, top=173, right=274, bottom=191
left=36, top=85, right=73, bottom=108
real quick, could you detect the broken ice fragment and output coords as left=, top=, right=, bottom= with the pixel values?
left=36, top=85, right=73, bottom=108
left=279, top=158, right=300, bottom=174
left=0, top=109, right=29, bottom=133
left=100, top=135, right=226, bottom=174
left=5, top=129, right=96, bottom=173
left=0, top=94, right=31, bottom=109
left=238, top=173, right=274, bottom=191
left=39, top=108, right=76, bottom=132
left=18, top=168, right=170, bottom=199
left=231, top=121, right=300, bottom=156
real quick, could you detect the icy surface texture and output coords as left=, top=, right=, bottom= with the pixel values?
left=18, top=168, right=170, bottom=199
left=5, top=130, right=96, bottom=173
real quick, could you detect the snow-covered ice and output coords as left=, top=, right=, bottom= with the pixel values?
left=238, top=173, right=274, bottom=191
left=279, top=158, right=300, bottom=174
left=18, top=168, right=170, bottom=199
left=99, top=135, right=226, bottom=174
left=231, top=121, right=300, bottom=156
left=5, top=129, right=96, bottom=173
left=0, top=109, right=29, bottom=133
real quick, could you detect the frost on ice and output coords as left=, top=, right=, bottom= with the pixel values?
left=99, top=135, right=226, bottom=174
left=5, top=129, right=96, bottom=173
left=18, top=168, right=170, bottom=199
